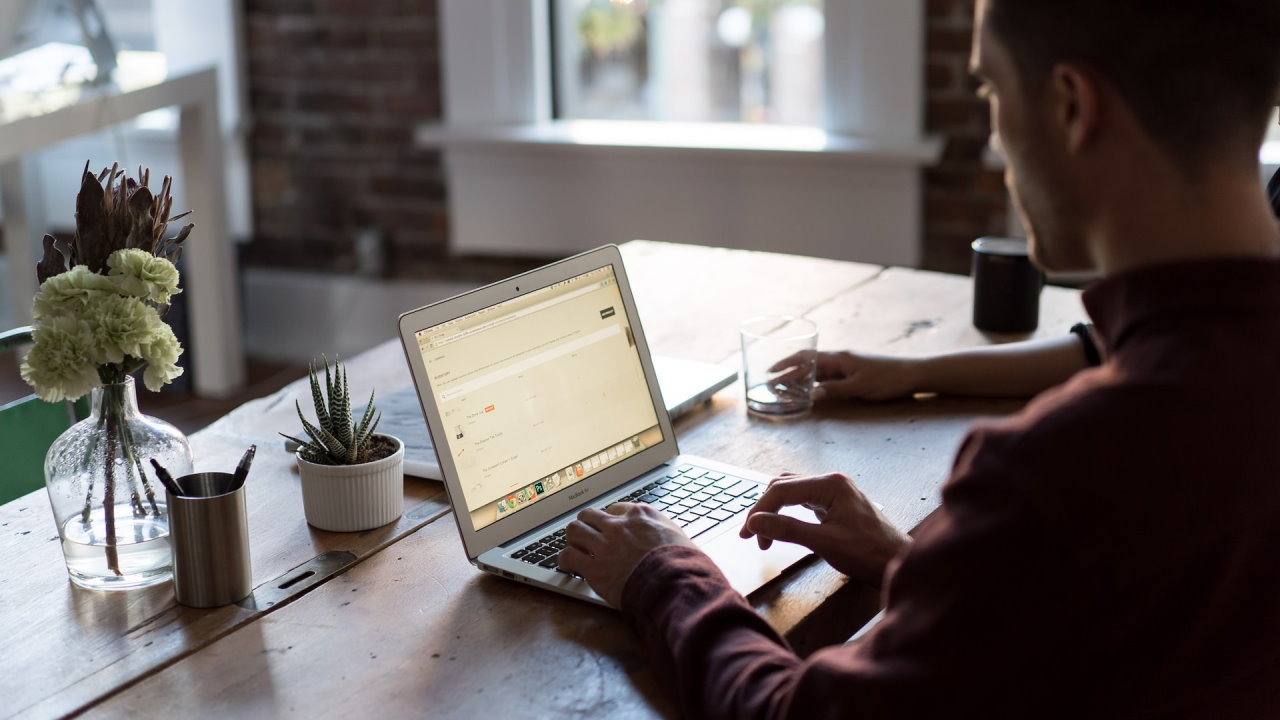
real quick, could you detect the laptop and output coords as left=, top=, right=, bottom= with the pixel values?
left=345, top=356, right=736, bottom=480
left=397, top=245, right=813, bottom=605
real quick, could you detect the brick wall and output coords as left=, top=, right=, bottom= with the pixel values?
left=241, top=0, right=455, bottom=278
left=921, top=0, right=1010, bottom=275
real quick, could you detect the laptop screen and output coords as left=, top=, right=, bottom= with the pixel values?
left=411, top=264, right=664, bottom=531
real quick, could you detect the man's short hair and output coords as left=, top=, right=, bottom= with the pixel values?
left=986, top=0, right=1280, bottom=172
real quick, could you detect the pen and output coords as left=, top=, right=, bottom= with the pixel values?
left=232, top=444, right=257, bottom=489
left=150, top=458, right=183, bottom=497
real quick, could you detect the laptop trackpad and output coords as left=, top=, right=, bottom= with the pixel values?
left=703, top=507, right=819, bottom=597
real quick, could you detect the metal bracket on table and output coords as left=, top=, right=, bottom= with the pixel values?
left=246, top=550, right=358, bottom=612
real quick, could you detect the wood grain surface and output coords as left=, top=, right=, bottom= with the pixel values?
left=0, top=241, right=1087, bottom=719
left=0, top=349, right=448, bottom=719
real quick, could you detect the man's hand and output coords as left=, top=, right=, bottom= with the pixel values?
left=559, top=502, right=696, bottom=608
left=740, top=473, right=909, bottom=584
left=808, top=351, right=922, bottom=402
left=770, top=350, right=922, bottom=402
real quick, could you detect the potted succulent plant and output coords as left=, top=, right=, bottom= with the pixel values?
left=281, top=357, right=403, bottom=532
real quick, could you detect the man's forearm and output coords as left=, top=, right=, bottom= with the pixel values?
left=912, top=334, right=1088, bottom=397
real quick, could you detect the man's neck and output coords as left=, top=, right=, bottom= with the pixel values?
left=1090, top=169, right=1280, bottom=275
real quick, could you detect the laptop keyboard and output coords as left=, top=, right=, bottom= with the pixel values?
left=510, top=464, right=764, bottom=573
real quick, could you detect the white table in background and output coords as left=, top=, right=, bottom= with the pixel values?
left=0, top=66, right=244, bottom=397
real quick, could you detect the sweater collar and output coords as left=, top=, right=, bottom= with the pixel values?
left=1082, top=256, right=1280, bottom=353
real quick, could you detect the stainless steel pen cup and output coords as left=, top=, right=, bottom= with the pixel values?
left=168, top=472, right=252, bottom=608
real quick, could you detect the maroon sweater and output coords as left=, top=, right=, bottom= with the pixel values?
left=622, top=258, right=1280, bottom=719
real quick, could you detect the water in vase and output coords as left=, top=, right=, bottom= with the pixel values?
left=60, top=502, right=172, bottom=590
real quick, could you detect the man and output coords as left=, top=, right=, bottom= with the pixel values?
left=1271, top=144, right=1280, bottom=212
left=559, top=0, right=1280, bottom=717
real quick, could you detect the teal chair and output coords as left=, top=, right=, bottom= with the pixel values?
left=0, top=328, right=89, bottom=505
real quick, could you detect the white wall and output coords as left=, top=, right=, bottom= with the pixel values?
left=445, top=144, right=923, bottom=265
left=242, top=269, right=474, bottom=363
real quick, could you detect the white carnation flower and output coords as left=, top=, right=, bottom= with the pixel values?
left=106, top=249, right=181, bottom=304
left=19, top=315, right=101, bottom=401
left=82, top=294, right=165, bottom=365
left=140, top=324, right=184, bottom=391
left=32, top=265, right=117, bottom=320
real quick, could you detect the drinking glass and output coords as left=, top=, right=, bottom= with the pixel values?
left=740, top=316, right=818, bottom=417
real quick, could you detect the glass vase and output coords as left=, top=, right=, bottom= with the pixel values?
left=44, top=377, right=193, bottom=590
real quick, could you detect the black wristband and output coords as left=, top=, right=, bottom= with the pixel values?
left=1070, top=322, right=1102, bottom=367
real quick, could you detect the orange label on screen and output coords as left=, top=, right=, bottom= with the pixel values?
left=484, top=405, right=495, bottom=413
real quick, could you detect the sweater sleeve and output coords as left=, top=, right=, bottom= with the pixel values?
left=621, top=544, right=805, bottom=720
left=619, top=429, right=1083, bottom=720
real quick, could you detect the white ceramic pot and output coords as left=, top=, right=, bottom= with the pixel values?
left=296, top=434, right=405, bottom=532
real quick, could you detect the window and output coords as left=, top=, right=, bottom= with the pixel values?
left=553, top=0, right=824, bottom=125
left=430, top=0, right=934, bottom=267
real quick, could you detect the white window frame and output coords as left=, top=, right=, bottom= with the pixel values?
left=424, top=0, right=939, bottom=266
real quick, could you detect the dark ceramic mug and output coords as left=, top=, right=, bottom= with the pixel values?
left=971, top=237, right=1044, bottom=334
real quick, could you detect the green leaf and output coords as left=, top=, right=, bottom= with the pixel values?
left=360, top=412, right=378, bottom=445
left=354, top=390, right=377, bottom=444
left=279, top=432, right=327, bottom=458
left=297, top=408, right=345, bottom=460
left=318, top=422, right=349, bottom=459
left=333, top=365, right=353, bottom=450
left=307, top=362, right=330, bottom=434
left=293, top=399, right=317, bottom=442
left=356, top=412, right=382, bottom=450
left=324, top=356, right=337, bottom=422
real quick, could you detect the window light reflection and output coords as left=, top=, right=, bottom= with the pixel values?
left=563, top=119, right=833, bottom=152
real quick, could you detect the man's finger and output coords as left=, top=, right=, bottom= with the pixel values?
left=766, top=472, right=797, bottom=487
left=744, top=512, right=825, bottom=553
left=558, top=545, right=592, bottom=576
left=770, top=365, right=813, bottom=387
left=581, top=502, right=636, bottom=527
left=565, top=519, right=605, bottom=555
left=741, top=475, right=837, bottom=537
left=768, top=350, right=809, bottom=373
left=814, top=379, right=861, bottom=401
left=803, top=501, right=830, bottom=521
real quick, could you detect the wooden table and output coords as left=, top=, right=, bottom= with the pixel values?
left=0, top=241, right=1086, bottom=719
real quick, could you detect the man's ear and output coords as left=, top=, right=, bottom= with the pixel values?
left=1048, top=63, right=1100, bottom=155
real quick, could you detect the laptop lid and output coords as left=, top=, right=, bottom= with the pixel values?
left=651, top=356, right=736, bottom=421
left=397, top=245, right=679, bottom=560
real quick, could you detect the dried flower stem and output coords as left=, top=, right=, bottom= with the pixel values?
left=101, top=404, right=122, bottom=576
